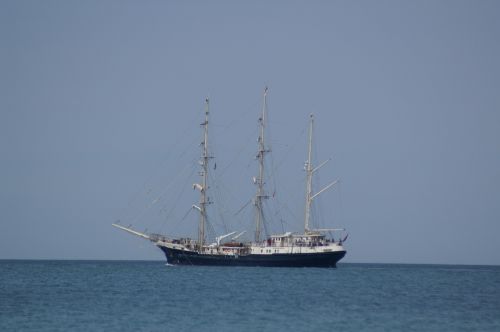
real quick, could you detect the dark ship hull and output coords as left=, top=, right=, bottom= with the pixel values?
left=159, top=246, right=346, bottom=268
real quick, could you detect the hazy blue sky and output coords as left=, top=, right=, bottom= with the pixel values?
left=1, top=1, right=499, bottom=264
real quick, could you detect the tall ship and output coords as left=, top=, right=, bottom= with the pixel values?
left=113, top=88, right=347, bottom=267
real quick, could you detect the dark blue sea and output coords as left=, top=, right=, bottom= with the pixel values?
left=1, top=261, right=499, bottom=331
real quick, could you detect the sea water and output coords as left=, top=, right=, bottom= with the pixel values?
left=1, top=260, right=499, bottom=331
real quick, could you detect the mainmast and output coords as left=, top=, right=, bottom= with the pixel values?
left=304, top=114, right=314, bottom=233
left=194, top=98, right=211, bottom=251
left=254, top=87, right=269, bottom=242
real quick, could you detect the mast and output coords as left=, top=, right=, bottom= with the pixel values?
left=254, top=87, right=269, bottom=242
left=196, top=98, right=210, bottom=250
left=303, top=114, right=337, bottom=234
left=304, top=114, right=314, bottom=233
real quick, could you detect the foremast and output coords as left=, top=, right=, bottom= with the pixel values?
left=254, top=87, right=270, bottom=242
left=193, top=98, right=211, bottom=251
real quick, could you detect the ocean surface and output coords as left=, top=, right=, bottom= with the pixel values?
left=1, top=261, right=499, bottom=331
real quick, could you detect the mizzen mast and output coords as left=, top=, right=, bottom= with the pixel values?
left=254, top=87, right=270, bottom=242
left=304, top=114, right=314, bottom=233
left=304, top=113, right=338, bottom=233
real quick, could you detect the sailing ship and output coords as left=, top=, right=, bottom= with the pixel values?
left=113, top=88, right=347, bottom=267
